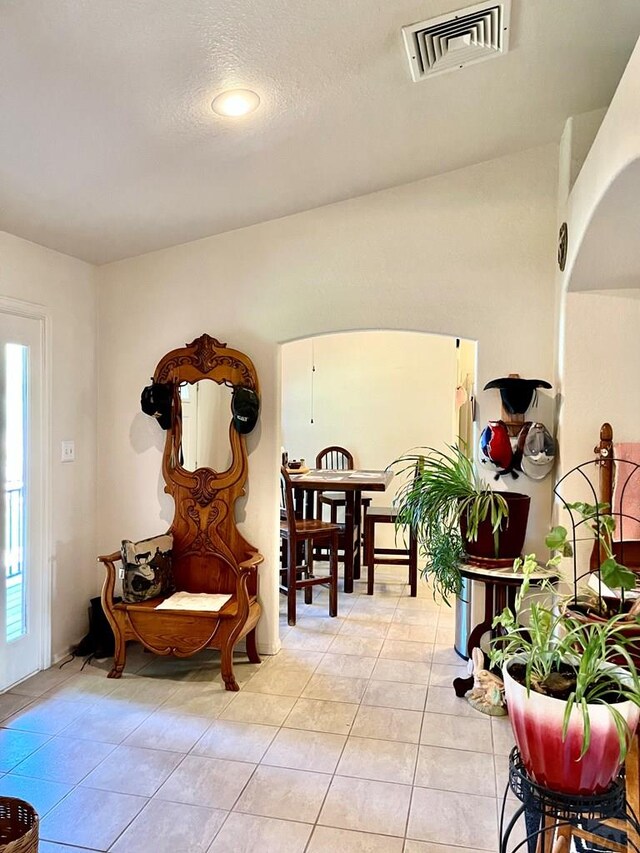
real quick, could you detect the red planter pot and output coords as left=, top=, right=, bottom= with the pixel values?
left=461, top=492, right=530, bottom=567
left=504, top=661, right=639, bottom=795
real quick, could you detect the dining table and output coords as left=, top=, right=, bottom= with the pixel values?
left=288, top=468, right=394, bottom=593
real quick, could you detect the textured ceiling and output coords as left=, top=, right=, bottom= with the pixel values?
left=1, top=0, right=640, bottom=264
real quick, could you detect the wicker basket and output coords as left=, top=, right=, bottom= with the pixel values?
left=0, top=798, right=38, bottom=853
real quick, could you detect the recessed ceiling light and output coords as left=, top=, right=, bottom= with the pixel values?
left=211, top=89, right=260, bottom=118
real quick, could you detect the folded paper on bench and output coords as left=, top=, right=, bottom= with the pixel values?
left=155, top=591, right=232, bottom=612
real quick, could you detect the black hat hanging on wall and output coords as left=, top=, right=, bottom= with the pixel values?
left=483, top=376, right=552, bottom=415
left=231, top=386, right=260, bottom=435
left=140, top=381, right=173, bottom=430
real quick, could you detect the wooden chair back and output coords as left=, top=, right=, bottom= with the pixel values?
left=316, top=446, right=354, bottom=470
left=280, top=467, right=297, bottom=533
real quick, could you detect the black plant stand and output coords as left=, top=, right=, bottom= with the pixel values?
left=500, top=748, right=640, bottom=852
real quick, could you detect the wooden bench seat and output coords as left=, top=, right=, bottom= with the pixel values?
left=111, top=593, right=257, bottom=618
left=99, top=547, right=262, bottom=690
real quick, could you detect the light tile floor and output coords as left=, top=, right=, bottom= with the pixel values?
left=0, top=567, right=520, bottom=852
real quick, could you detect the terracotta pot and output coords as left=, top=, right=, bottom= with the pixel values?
left=460, top=492, right=530, bottom=565
left=503, top=661, right=639, bottom=795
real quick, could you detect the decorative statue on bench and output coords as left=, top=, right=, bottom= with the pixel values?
left=98, top=333, right=263, bottom=690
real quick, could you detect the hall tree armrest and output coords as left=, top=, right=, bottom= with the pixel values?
left=238, top=551, right=264, bottom=572
left=235, top=552, right=264, bottom=622
left=97, top=551, right=124, bottom=676
left=97, top=551, right=121, bottom=605
left=98, top=551, right=122, bottom=564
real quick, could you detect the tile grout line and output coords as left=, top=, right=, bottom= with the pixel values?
left=2, top=574, right=454, bottom=851
left=395, top=582, right=424, bottom=847
left=301, top=577, right=435, bottom=849
left=302, top=585, right=389, bottom=851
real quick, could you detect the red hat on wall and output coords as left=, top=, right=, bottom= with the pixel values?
left=479, top=420, right=513, bottom=475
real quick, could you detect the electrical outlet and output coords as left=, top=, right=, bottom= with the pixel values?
left=61, top=440, right=75, bottom=462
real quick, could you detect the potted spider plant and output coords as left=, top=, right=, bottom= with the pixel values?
left=392, top=445, right=530, bottom=601
left=491, top=554, right=640, bottom=795
left=547, top=501, right=640, bottom=663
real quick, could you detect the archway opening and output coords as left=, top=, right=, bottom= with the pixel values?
left=278, top=328, right=477, bottom=618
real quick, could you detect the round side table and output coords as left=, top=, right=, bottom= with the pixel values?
left=452, top=562, right=557, bottom=697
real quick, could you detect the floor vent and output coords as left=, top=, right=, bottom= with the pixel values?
left=402, top=1, right=511, bottom=82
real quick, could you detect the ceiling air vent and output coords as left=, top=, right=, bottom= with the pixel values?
left=402, top=0, right=511, bottom=82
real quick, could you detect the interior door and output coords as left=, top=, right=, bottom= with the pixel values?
left=0, top=311, right=44, bottom=690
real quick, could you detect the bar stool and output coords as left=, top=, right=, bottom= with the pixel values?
left=363, top=506, right=417, bottom=596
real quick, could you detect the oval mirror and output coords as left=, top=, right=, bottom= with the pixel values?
left=179, top=379, right=233, bottom=472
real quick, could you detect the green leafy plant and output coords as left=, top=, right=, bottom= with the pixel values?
left=392, top=444, right=509, bottom=601
left=546, top=501, right=637, bottom=595
left=490, top=555, right=640, bottom=760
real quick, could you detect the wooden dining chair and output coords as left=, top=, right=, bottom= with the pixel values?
left=279, top=467, right=339, bottom=626
left=315, top=446, right=355, bottom=523
left=315, top=446, right=372, bottom=569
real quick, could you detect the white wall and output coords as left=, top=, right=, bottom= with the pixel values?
left=97, top=144, right=559, bottom=653
left=555, top=289, right=640, bottom=588
left=554, top=110, right=608, bottom=459
left=557, top=38, right=640, bottom=537
left=564, top=37, right=640, bottom=288
left=560, top=290, right=640, bottom=489
left=282, top=331, right=460, bottom=548
left=0, top=231, right=97, bottom=661
left=561, top=110, right=607, bottom=202
left=281, top=330, right=458, bottom=477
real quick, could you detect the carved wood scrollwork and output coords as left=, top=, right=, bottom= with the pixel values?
left=151, top=334, right=260, bottom=579
left=191, top=469, right=219, bottom=506
left=155, top=333, right=256, bottom=390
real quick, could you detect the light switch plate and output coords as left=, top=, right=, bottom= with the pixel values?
left=61, top=440, right=75, bottom=462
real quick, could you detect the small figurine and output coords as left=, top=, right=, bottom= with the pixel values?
left=467, top=647, right=507, bottom=716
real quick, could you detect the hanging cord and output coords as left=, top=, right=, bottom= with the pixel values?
left=310, top=340, right=315, bottom=425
